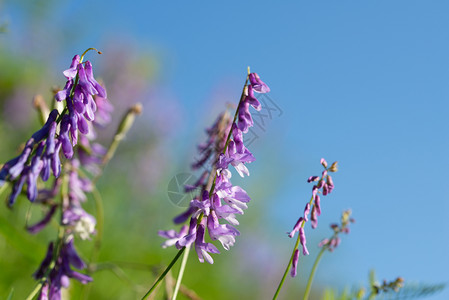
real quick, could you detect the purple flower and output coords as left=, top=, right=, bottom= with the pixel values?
left=299, top=227, right=309, bottom=255
left=207, top=210, right=240, bottom=250
left=158, top=225, right=188, bottom=248
left=291, top=249, right=300, bottom=277
left=63, top=55, right=81, bottom=79
left=93, top=95, right=113, bottom=127
left=84, top=61, right=107, bottom=98
left=249, top=73, right=270, bottom=93
left=34, top=239, right=92, bottom=300
left=237, top=100, right=253, bottom=133
left=59, top=115, right=73, bottom=159
left=27, top=205, right=58, bottom=234
left=288, top=217, right=304, bottom=238
left=245, top=85, right=262, bottom=111
left=175, top=217, right=198, bottom=249
left=194, top=224, right=220, bottom=264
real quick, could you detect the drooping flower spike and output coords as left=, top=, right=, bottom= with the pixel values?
left=0, top=49, right=107, bottom=206
left=286, top=158, right=338, bottom=277
left=159, top=71, right=270, bottom=264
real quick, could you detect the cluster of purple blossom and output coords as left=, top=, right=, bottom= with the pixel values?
left=159, top=72, right=269, bottom=263
left=318, top=209, right=354, bottom=252
left=287, top=158, right=338, bottom=277
left=0, top=52, right=113, bottom=300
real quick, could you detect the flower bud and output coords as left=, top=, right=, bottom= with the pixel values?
left=329, top=161, right=338, bottom=172
left=320, top=158, right=328, bottom=168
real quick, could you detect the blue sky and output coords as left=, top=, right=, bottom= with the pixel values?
left=3, top=0, right=449, bottom=299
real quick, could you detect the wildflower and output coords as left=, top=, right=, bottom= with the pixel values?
left=291, top=249, right=300, bottom=277
left=158, top=225, right=189, bottom=248
left=194, top=224, right=220, bottom=264
left=34, top=239, right=92, bottom=300
left=286, top=158, right=339, bottom=278
left=159, top=72, right=269, bottom=264
left=318, top=209, right=354, bottom=252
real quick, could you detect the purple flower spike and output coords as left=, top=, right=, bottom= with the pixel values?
left=194, top=224, right=220, bottom=264
left=249, top=73, right=270, bottom=93
left=34, top=239, right=92, bottom=300
left=291, top=249, right=300, bottom=277
left=158, top=71, right=267, bottom=262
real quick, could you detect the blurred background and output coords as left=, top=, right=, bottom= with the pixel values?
left=0, top=1, right=448, bottom=299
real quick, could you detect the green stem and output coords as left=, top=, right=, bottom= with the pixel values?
left=25, top=281, right=45, bottom=300
left=273, top=233, right=302, bottom=300
left=80, top=185, right=104, bottom=300
left=89, top=186, right=104, bottom=263
left=141, top=247, right=186, bottom=300
left=303, top=247, right=326, bottom=300
left=172, top=245, right=191, bottom=300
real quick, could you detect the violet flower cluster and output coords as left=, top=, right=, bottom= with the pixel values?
left=159, top=72, right=270, bottom=264
left=318, top=209, right=355, bottom=252
left=0, top=52, right=113, bottom=300
left=0, top=54, right=107, bottom=205
left=288, top=158, right=338, bottom=277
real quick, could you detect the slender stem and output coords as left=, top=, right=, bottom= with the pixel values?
left=80, top=185, right=104, bottom=299
left=25, top=281, right=45, bottom=300
left=172, top=245, right=191, bottom=300
left=89, top=186, right=104, bottom=263
left=303, top=247, right=326, bottom=300
left=273, top=233, right=302, bottom=300
left=141, top=247, right=186, bottom=300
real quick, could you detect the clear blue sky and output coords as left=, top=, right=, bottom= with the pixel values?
left=3, top=1, right=449, bottom=299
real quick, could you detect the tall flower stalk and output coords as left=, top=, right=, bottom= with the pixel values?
left=303, top=209, right=354, bottom=300
left=273, top=158, right=338, bottom=300
left=142, top=69, right=270, bottom=299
